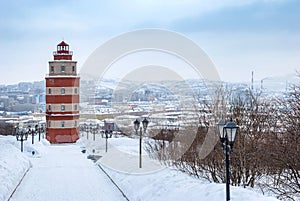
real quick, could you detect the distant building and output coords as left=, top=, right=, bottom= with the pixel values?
left=45, top=41, right=80, bottom=143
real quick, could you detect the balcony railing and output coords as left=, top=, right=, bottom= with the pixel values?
left=45, top=74, right=80, bottom=77
left=53, top=51, right=73, bottom=56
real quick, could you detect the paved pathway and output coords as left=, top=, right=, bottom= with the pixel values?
left=9, top=143, right=125, bottom=201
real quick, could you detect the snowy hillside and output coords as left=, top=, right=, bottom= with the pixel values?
left=0, top=135, right=279, bottom=201
left=101, top=164, right=278, bottom=201
left=0, top=136, right=32, bottom=201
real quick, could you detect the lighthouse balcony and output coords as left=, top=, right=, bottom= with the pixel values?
left=53, top=51, right=73, bottom=60
left=53, top=51, right=73, bottom=56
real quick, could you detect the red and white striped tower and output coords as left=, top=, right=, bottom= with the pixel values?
left=45, top=41, right=80, bottom=143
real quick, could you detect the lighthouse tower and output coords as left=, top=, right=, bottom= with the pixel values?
left=45, top=41, right=80, bottom=143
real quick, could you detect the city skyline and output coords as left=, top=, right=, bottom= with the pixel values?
left=0, top=0, right=299, bottom=84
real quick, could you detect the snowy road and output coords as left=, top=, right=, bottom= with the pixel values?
left=9, top=143, right=126, bottom=201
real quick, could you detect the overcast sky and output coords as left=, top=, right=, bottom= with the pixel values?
left=0, top=0, right=299, bottom=84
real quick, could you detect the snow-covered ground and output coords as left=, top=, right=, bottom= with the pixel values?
left=0, top=136, right=31, bottom=201
left=0, top=134, right=279, bottom=201
left=0, top=135, right=125, bottom=201
left=101, top=165, right=278, bottom=201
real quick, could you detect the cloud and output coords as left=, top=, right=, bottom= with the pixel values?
left=1, top=0, right=295, bottom=39
left=169, top=0, right=300, bottom=33
left=0, top=0, right=298, bottom=84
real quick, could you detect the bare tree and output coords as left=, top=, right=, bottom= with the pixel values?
left=260, top=83, right=300, bottom=200
left=145, top=78, right=300, bottom=200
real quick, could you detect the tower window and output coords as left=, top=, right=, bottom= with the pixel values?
left=61, top=105, right=65, bottom=111
left=61, top=66, right=65, bottom=72
left=48, top=105, right=51, bottom=111
left=61, top=88, right=65, bottom=94
left=48, top=88, right=51, bottom=94
left=51, top=66, right=54, bottom=73
left=61, top=121, right=65, bottom=128
left=75, top=121, right=77, bottom=126
left=48, top=121, right=51, bottom=127
left=74, top=88, right=78, bottom=94
left=72, top=66, right=75, bottom=72
left=74, top=104, right=77, bottom=110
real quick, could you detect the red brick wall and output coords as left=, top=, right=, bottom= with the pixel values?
left=46, top=95, right=79, bottom=103
left=46, top=115, right=79, bottom=121
left=46, top=77, right=80, bottom=87
left=54, top=55, right=72, bottom=60
left=46, top=127, right=79, bottom=143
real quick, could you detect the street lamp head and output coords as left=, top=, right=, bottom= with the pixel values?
left=16, top=130, right=20, bottom=140
left=16, top=128, right=29, bottom=140
left=133, top=119, right=140, bottom=132
left=216, top=119, right=227, bottom=143
left=24, top=128, right=29, bottom=139
left=142, top=117, right=149, bottom=131
left=224, top=121, right=239, bottom=148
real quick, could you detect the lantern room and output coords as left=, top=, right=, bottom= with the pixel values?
left=53, top=41, right=73, bottom=60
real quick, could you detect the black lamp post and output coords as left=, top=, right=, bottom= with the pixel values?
left=84, top=123, right=90, bottom=140
left=103, top=130, right=112, bottom=152
left=94, top=124, right=101, bottom=141
left=35, top=124, right=44, bottom=142
left=102, top=122, right=113, bottom=152
left=34, top=124, right=41, bottom=142
left=86, top=124, right=91, bottom=140
left=16, top=127, right=28, bottom=152
left=133, top=117, right=149, bottom=168
left=216, top=118, right=239, bottom=201
left=27, top=125, right=36, bottom=145
left=80, top=124, right=85, bottom=137
left=92, top=127, right=98, bottom=141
